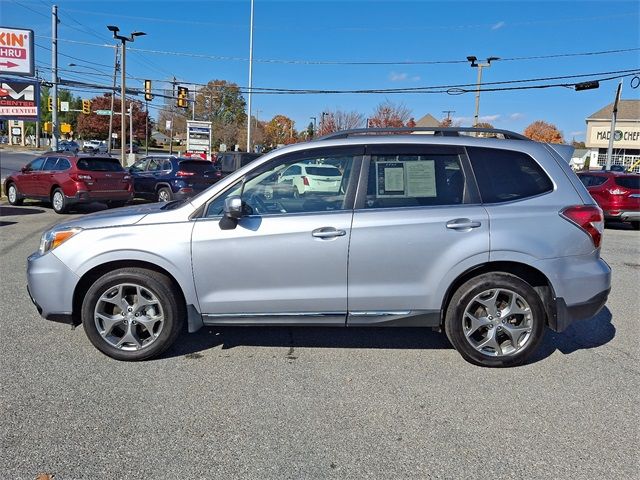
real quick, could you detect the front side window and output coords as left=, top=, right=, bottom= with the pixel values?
left=467, top=147, right=553, bottom=203
left=28, top=157, right=46, bottom=171
left=130, top=158, right=148, bottom=172
left=364, top=153, right=464, bottom=209
left=205, top=151, right=356, bottom=217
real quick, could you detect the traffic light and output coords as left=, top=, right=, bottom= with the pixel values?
left=82, top=99, right=91, bottom=114
left=48, top=97, right=53, bottom=112
left=177, top=86, right=188, bottom=108
left=144, top=79, right=153, bottom=101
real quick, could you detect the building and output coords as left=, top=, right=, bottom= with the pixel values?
left=585, top=99, right=640, bottom=172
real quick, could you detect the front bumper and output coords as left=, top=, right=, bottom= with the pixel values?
left=27, top=251, right=80, bottom=325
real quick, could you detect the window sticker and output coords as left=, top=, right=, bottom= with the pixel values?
left=375, top=160, right=436, bottom=198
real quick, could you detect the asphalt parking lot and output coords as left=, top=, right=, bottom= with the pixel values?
left=1, top=202, right=638, bottom=480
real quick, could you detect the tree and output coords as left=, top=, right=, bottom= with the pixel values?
left=523, top=120, right=564, bottom=144
left=264, top=115, right=296, bottom=147
left=475, top=122, right=494, bottom=129
left=76, top=95, right=149, bottom=144
left=318, top=109, right=364, bottom=135
left=192, top=80, right=247, bottom=148
left=368, top=101, right=413, bottom=128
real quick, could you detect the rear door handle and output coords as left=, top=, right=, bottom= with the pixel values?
left=312, top=227, right=346, bottom=239
left=446, top=218, right=482, bottom=230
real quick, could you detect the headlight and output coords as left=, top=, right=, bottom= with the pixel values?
left=38, top=227, right=83, bottom=255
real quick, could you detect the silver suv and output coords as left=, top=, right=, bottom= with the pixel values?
left=27, top=128, right=611, bottom=367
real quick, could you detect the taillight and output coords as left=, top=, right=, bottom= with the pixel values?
left=176, top=170, right=195, bottom=177
left=560, top=205, right=604, bottom=248
left=606, top=187, right=628, bottom=195
left=71, top=173, right=92, bottom=182
left=302, top=176, right=310, bottom=186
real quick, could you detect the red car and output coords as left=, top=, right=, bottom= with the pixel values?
left=577, top=171, right=640, bottom=229
left=4, top=153, right=133, bottom=214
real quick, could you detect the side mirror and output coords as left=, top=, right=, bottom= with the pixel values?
left=21, top=166, right=30, bottom=173
left=223, top=196, right=243, bottom=219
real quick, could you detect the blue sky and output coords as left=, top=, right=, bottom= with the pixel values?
left=4, top=0, right=640, bottom=140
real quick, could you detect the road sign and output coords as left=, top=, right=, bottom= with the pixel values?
left=95, top=109, right=112, bottom=115
left=0, top=27, right=35, bottom=76
left=60, top=101, right=69, bottom=112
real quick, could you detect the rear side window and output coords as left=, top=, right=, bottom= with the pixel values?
left=467, top=147, right=553, bottom=203
left=178, top=160, right=214, bottom=174
left=240, top=154, right=259, bottom=167
left=77, top=158, right=124, bottom=172
left=42, top=157, right=59, bottom=170
left=615, top=176, right=640, bottom=190
left=365, top=154, right=465, bottom=208
left=52, top=158, right=71, bottom=171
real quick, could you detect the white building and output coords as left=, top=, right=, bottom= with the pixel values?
left=585, top=99, right=640, bottom=172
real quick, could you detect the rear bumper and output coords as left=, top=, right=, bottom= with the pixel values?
left=66, top=190, right=133, bottom=205
left=553, top=288, right=610, bottom=332
left=603, top=209, right=640, bottom=221
left=620, top=211, right=640, bottom=222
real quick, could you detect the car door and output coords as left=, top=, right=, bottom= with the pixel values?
left=18, top=157, right=47, bottom=196
left=347, top=144, right=489, bottom=326
left=130, top=157, right=151, bottom=197
left=191, top=146, right=363, bottom=325
left=37, top=156, right=60, bottom=197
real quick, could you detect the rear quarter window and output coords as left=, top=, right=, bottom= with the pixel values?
left=614, top=176, right=640, bottom=190
left=76, top=158, right=124, bottom=172
left=467, top=147, right=553, bottom=203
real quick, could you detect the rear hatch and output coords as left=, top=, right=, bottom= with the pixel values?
left=177, top=160, right=221, bottom=191
left=75, top=157, right=130, bottom=192
left=305, top=166, right=342, bottom=191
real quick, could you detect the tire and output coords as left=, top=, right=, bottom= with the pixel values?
left=444, top=272, right=546, bottom=368
left=107, top=200, right=127, bottom=209
left=6, top=183, right=24, bottom=205
left=51, top=188, right=67, bottom=214
left=292, top=186, right=300, bottom=199
left=157, top=187, right=173, bottom=202
left=81, top=267, right=185, bottom=361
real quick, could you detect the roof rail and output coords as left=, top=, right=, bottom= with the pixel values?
left=314, top=127, right=529, bottom=141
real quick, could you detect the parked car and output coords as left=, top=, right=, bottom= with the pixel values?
left=82, top=139, right=108, bottom=154
left=277, top=163, right=343, bottom=196
left=129, top=155, right=222, bottom=202
left=216, top=151, right=261, bottom=178
left=27, top=127, right=611, bottom=366
left=126, top=143, right=140, bottom=154
left=55, top=140, right=80, bottom=154
left=5, top=153, right=133, bottom=213
left=577, top=171, right=640, bottom=229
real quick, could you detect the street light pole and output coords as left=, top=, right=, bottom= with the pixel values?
left=108, top=45, right=119, bottom=153
left=467, top=56, right=499, bottom=128
left=246, top=0, right=255, bottom=152
left=107, top=25, right=146, bottom=165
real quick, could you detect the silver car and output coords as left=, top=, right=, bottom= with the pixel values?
left=27, top=128, right=611, bottom=367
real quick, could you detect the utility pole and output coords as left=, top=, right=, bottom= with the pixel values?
left=442, top=110, right=455, bottom=121
left=129, top=102, right=133, bottom=164
left=51, top=5, right=59, bottom=150
left=192, top=86, right=196, bottom=121
left=107, top=45, right=119, bottom=153
left=605, top=80, right=623, bottom=171
left=145, top=100, right=149, bottom=156
left=467, top=56, right=499, bottom=129
left=246, top=0, right=255, bottom=152
left=170, top=77, right=176, bottom=155
left=35, top=68, right=40, bottom=148
left=107, top=25, right=146, bottom=165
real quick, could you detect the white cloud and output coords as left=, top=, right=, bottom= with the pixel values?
left=389, top=71, right=421, bottom=82
left=570, top=131, right=585, bottom=137
left=480, top=114, right=501, bottom=122
left=491, top=21, right=506, bottom=30
left=509, top=112, right=524, bottom=120
left=452, top=114, right=501, bottom=125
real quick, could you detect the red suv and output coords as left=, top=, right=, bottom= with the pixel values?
left=577, top=171, right=640, bottom=229
left=4, top=153, right=133, bottom=214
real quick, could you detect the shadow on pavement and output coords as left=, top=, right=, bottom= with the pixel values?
left=162, top=326, right=453, bottom=360
left=0, top=205, right=46, bottom=216
left=527, top=306, right=615, bottom=364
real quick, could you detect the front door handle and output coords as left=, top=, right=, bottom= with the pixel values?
left=312, top=227, right=346, bottom=239
left=446, top=218, right=482, bottom=230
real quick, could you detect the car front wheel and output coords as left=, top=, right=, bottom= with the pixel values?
left=81, top=267, right=185, bottom=361
left=444, top=273, right=546, bottom=367
left=6, top=183, right=24, bottom=205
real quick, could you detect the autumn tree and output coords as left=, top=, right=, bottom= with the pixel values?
left=368, top=101, right=413, bottom=128
left=76, top=95, right=150, bottom=144
left=523, top=120, right=564, bottom=144
left=193, top=80, right=247, bottom=148
left=317, top=109, right=364, bottom=136
left=264, top=115, right=296, bottom=147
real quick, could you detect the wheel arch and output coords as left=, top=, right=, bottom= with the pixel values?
left=440, top=261, right=557, bottom=330
left=72, top=259, right=197, bottom=329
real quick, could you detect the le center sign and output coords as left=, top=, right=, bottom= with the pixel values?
left=0, top=27, right=35, bottom=76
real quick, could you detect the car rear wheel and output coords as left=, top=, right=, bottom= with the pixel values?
left=81, top=267, right=185, bottom=361
left=444, top=272, right=546, bottom=367
left=6, top=183, right=23, bottom=205
left=157, top=187, right=172, bottom=202
left=51, top=188, right=67, bottom=214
